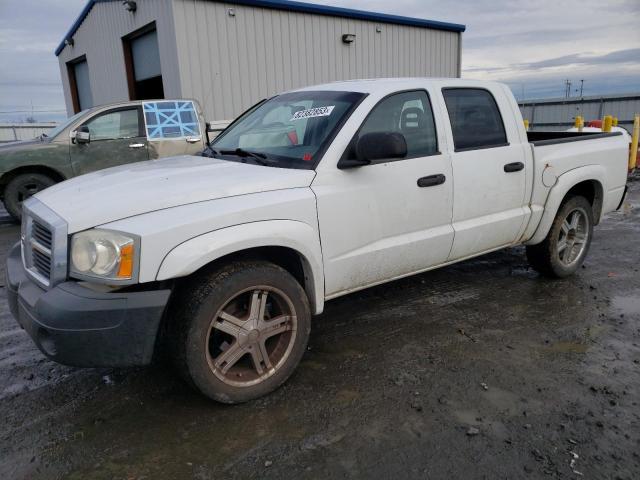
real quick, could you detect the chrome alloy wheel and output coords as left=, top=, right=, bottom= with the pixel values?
left=557, top=207, right=590, bottom=266
left=205, top=286, right=297, bottom=387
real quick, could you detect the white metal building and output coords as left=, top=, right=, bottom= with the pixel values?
left=519, top=93, right=640, bottom=132
left=56, top=0, right=465, bottom=123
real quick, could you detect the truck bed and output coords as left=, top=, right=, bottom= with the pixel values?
left=527, top=130, right=623, bottom=146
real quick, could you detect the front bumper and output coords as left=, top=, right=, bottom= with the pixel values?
left=6, top=242, right=171, bottom=367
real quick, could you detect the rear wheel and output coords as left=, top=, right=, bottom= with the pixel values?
left=170, top=260, right=311, bottom=403
left=526, top=195, right=593, bottom=278
left=4, top=173, right=56, bottom=221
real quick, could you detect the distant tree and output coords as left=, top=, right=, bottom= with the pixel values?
left=25, top=116, right=37, bottom=123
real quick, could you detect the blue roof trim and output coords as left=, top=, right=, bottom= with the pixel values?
left=55, top=0, right=105, bottom=56
left=225, top=0, right=466, bottom=32
left=56, top=0, right=465, bottom=56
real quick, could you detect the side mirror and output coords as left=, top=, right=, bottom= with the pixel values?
left=205, top=121, right=212, bottom=145
left=75, top=125, right=90, bottom=144
left=338, top=132, right=407, bottom=169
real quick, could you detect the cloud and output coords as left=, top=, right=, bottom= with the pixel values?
left=519, top=48, right=640, bottom=70
left=0, top=0, right=638, bottom=121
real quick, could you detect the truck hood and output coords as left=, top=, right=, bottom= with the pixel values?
left=35, top=155, right=316, bottom=233
left=0, top=138, right=48, bottom=152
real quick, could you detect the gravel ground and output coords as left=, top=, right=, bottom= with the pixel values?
left=0, top=180, right=639, bottom=480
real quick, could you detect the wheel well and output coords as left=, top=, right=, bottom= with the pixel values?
left=0, top=166, right=65, bottom=198
left=565, top=180, right=603, bottom=224
left=180, top=246, right=314, bottom=306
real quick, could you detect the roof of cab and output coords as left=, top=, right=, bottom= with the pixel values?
left=292, top=78, right=506, bottom=95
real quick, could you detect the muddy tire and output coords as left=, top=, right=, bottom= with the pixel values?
left=169, top=260, right=311, bottom=404
left=526, top=195, right=594, bottom=278
left=4, top=173, right=56, bottom=222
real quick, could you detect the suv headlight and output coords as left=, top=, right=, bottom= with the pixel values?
left=70, top=229, right=139, bottom=283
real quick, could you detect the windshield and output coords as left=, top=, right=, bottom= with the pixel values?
left=45, top=109, right=88, bottom=138
left=211, top=91, right=366, bottom=169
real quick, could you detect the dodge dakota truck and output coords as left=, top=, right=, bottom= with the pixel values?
left=6, top=79, right=629, bottom=404
left=0, top=99, right=207, bottom=221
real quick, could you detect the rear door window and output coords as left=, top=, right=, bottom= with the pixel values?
left=143, top=101, right=201, bottom=140
left=442, top=88, right=508, bottom=151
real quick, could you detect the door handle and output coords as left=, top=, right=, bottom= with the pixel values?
left=417, top=174, right=446, bottom=188
left=129, top=143, right=145, bottom=149
left=185, top=136, right=201, bottom=144
left=504, top=162, right=524, bottom=172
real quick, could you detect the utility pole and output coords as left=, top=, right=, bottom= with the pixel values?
left=579, top=79, right=584, bottom=97
left=564, top=79, right=572, bottom=98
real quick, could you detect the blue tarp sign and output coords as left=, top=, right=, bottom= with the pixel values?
left=143, top=101, right=200, bottom=140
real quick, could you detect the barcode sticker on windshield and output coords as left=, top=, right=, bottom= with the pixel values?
left=291, top=106, right=335, bottom=121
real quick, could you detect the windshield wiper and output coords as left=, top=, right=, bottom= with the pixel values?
left=217, top=148, right=270, bottom=166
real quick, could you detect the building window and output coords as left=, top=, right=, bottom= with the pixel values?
left=67, top=56, right=94, bottom=113
left=123, top=22, right=164, bottom=100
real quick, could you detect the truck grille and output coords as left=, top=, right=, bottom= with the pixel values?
left=30, top=222, right=53, bottom=279
left=22, top=199, right=68, bottom=289
left=32, top=221, right=53, bottom=250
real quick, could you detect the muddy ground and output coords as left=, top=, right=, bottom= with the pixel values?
left=1, top=182, right=639, bottom=480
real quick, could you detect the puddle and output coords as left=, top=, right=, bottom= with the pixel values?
left=611, top=295, right=640, bottom=316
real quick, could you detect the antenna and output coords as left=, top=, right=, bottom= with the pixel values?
left=564, top=79, right=572, bottom=98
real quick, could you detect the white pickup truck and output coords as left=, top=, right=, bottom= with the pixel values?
left=7, top=79, right=629, bottom=403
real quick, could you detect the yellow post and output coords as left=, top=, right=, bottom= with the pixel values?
left=629, top=114, right=639, bottom=171
left=603, top=115, right=613, bottom=132
left=523, top=119, right=530, bottom=131
left=574, top=115, right=584, bottom=132
left=612, top=116, right=618, bottom=127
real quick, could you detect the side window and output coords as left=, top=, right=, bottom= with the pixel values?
left=85, top=109, right=140, bottom=141
left=442, top=88, right=508, bottom=151
left=144, top=101, right=201, bottom=140
left=358, top=90, right=438, bottom=159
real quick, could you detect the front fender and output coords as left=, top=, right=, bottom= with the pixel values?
left=525, top=165, right=605, bottom=245
left=156, top=220, right=325, bottom=314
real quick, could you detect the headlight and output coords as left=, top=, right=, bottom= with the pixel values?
left=70, top=229, right=139, bottom=283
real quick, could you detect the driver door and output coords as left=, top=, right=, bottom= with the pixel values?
left=70, top=106, right=149, bottom=176
left=312, top=90, right=454, bottom=297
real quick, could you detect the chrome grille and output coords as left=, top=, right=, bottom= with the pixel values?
left=21, top=199, right=68, bottom=289
left=32, top=243, right=52, bottom=278
left=32, top=221, right=53, bottom=250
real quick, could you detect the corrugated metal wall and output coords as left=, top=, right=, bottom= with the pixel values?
left=520, top=94, right=640, bottom=132
left=57, top=0, right=182, bottom=116
left=58, top=0, right=461, bottom=122
left=171, top=0, right=461, bottom=121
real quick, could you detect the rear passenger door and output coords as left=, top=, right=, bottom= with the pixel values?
left=442, top=87, right=528, bottom=260
left=142, top=101, right=204, bottom=158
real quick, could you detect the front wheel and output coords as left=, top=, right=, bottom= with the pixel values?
left=526, top=195, right=594, bottom=278
left=169, top=261, right=311, bottom=404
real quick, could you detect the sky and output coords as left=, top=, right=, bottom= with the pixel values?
left=0, top=0, right=638, bottom=123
